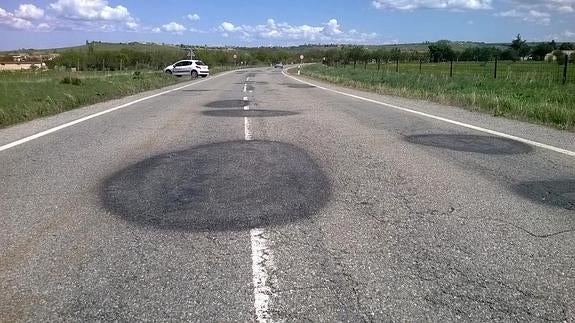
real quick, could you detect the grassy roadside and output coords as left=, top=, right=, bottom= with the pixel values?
left=0, top=66, right=233, bottom=128
left=298, top=64, right=575, bottom=131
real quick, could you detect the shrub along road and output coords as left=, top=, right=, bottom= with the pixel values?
left=0, top=67, right=574, bottom=321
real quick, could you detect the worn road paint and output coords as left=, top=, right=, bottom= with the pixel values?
left=250, top=228, right=275, bottom=323
left=244, top=117, right=253, bottom=140
left=242, top=85, right=275, bottom=321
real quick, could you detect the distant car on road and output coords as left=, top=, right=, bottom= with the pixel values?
left=274, top=62, right=283, bottom=69
left=164, top=60, right=209, bottom=78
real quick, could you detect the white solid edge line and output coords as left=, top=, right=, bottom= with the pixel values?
left=282, top=69, right=575, bottom=158
left=0, top=70, right=237, bottom=153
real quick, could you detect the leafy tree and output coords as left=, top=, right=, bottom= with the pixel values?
left=459, top=47, right=499, bottom=61
left=499, top=48, right=518, bottom=61
left=349, top=46, right=365, bottom=68
left=361, top=48, right=372, bottom=69
left=559, top=42, right=575, bottom=50
left=428, top=41, right=455, bottom=62
left=531, top=42, right=555, bottom=61
left=373, top=48, right=388, bottom=70
left=390, top=47, right=401, bottom=61
left=510, top=34, right=530, bottom=59
left=324, top=48, right=341, bottom=66
left=552, top=50, right=567, bottom=65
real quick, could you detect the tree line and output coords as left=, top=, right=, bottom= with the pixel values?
left=45, top=36, right=575, bottom=72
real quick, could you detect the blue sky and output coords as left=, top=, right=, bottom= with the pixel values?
left=1, top=0, right=574, bottom=50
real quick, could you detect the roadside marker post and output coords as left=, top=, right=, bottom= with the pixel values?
left=298, top=54, right=304, bottom=75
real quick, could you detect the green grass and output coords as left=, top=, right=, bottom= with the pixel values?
left=300, top=63, right=575, bottom=131
left=362, top=60, right=571, bottom=83
left=0, top=66, right=233, bottom=128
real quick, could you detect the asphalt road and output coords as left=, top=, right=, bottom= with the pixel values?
left=1, top=67, right=574, bottom=322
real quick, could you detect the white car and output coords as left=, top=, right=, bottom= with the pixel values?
left=164, top=60, right=209, bottom=78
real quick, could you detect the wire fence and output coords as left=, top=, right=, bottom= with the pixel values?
left=338, top=59, right=574, bottom=84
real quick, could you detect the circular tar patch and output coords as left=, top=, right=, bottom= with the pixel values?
left=202, top=109, right=298, bottom=118
left=405, top=134, right=532, bottom=155
left=102, top=141, right=330, bottom=231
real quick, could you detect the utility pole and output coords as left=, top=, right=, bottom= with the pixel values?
left=563, top=56, right=569, bottom=85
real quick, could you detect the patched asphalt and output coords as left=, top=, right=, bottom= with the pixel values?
left=103, top=140, right=329, bottom=232
left=405, top=134, right=533, bottom=154
left=202, top=109, right=298, bottom=118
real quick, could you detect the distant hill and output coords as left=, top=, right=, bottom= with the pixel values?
left=2, top=40, right=551, bottom=56
left=0, top=42, right=188, bottom=55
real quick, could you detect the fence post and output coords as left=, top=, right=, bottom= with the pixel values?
left=494, top=58, right=498, bottom=79
left=450, top=59, right=453, bottom=77
left=395, top=59, right=399, bottom=73
left=563, top=57, right=568, bottom=84
left=419, top=58, right=422, bottom=73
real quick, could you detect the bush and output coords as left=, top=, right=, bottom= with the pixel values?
left=60, top=76, right=82, bottom=85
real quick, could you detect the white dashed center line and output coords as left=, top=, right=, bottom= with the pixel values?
left=244, top=117, right=253, bottom=140
left=244, top=73, right=276, bottom=322
left=250, top=228, right=276, bottom=323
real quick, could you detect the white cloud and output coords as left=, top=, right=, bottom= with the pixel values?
left=322, top=19, right=343, bottom=36
left=186, top=13, right=200, bottom=21
left=37, top=22, right=51, bottom=31
left=220, top=21, right=241, bottom=32
left=99, top=5, right=130, bottom=20
left=125, top=21, right=138, bottom=30
left=162, top=21, right=186, bottom=34
left=15, top=4, right=44, bottom=20
left=152, top=26, right=161, bottom=33
left=218, top=18, right=376, bottom=43
left=371, top=0, right=491, bottom=10
left=50, top=0, right=128, bottom=20
left=47, top=0, right=138, bottom=31
left=497, top=0, right=574, bottom=25
left=0, top=7, right=36, bottom=30
left=498, top=8, right=550, bottom=24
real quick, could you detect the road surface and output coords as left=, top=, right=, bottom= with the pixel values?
left=1, top=67, right=574, bottom=321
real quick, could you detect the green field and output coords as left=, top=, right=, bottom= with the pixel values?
left=359, top=60, right=571, bottom=83
left=300, top=63, right=575, bottom=130
left=0, top=67, right=232, bottom=128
